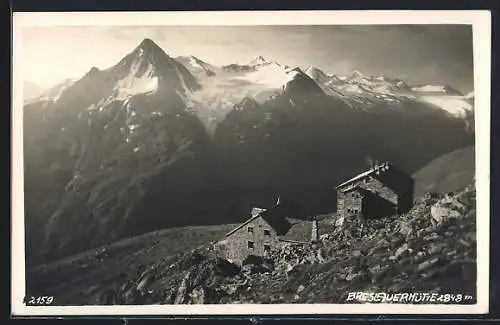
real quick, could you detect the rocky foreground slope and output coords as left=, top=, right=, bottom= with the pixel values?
left=28, top=185, right=476, bottom=305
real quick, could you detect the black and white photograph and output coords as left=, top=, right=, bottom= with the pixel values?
left=11, top=11, right=491, bottom=315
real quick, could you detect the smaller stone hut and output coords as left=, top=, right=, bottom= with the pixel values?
left=219, top=199, right=312, bottom=265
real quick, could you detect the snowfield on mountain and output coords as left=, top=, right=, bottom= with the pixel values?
left=182, top=54, right=474, bottom=124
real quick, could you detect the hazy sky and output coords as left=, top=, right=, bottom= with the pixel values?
left=21, top=25, right=474, bottom=93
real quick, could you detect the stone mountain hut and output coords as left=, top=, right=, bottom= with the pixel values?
left=336, top=161, right=414, bottom=221
left=218, top=199, right=313, bottom=265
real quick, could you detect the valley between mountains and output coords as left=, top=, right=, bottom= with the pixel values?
left=24, top=38, right=475, bottom=268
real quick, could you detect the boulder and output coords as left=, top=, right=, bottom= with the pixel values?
left=345, top=271, right=368, bottom=282
left=242, top=263, right=271, bottom=275
left=352, top=250, right=362, bottom=257
left=392, top=243, right=409, bottom=260
left=430, top=205, right=462, bottom=223
left=214, top=258, right=241, bottom=277
left=417, top=257, right=440, bottom=272
left=189, top=286, right=206, bottom=304
left=398, top=221, right=413, bottom=236
left=430, top=194, right=468, bottom=223
left=320, top=234, right=331, bottom=241
left=335, top=216, right=345, bottom=227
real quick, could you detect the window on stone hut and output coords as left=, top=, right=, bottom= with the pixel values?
left=248, top=226, right=253, bottom=233
left=264, top=244, right=271, bottom=252
left=264, top=229, right=271, bottom=236
left=247, top=241, right=254, bottom=249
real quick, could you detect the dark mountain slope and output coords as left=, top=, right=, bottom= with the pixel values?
left=213, top=90, right=474, bottom=219
left=413, top=145, right=475, bottom=197
left=24, top=40, right=218, bottom=265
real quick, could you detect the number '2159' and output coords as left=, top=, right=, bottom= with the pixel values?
left=25, top=296, right=54, bottom=305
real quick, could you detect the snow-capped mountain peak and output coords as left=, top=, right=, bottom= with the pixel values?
left=114, top=38, right=170, bottom=73
left=106, top=39, right=200, bottom=101
left=233, top=63, right=306, bottom=89
left=188, top=55, right=202, bottom=63
left=109, top=40, right=169, bottom=100
left=411, top=84, right=462, bottom=96
left=87, top=66, right=100, bottom=75
left=136, top=38, right=166, bottom=56
left=28, top=38, right=200, bottom=112
left=395, top=80, right=409, bottom=89
left=348, top=70, right=365, bottom=80
left=175, top=55, right=217, bottom=77
left=182, top=55, right=209, bottom=68
left=248, top=55, right=270, bottom=66
left=305, top=66, right=333, bottom=84
left=301, top=67, right=473, bottom=119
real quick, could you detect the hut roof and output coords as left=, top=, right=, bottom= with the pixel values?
left=225, top=201, right=300, bottom=237
left=336, top=162, right=392, bottom=189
